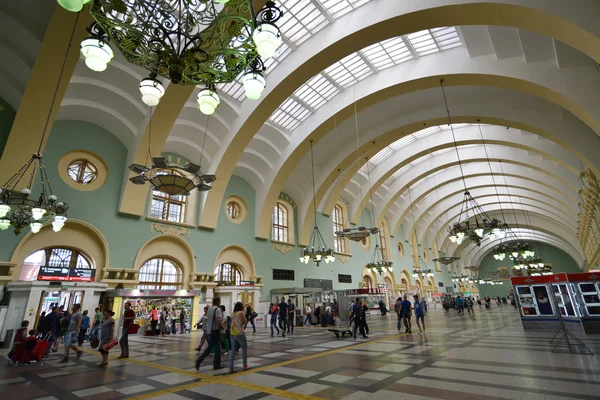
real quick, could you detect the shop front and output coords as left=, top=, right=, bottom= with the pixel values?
left=215, top=280, right=261, bottom=318
left=344, top=287, right=388, bottom=313
left=103, top=288, right=202, bottom=336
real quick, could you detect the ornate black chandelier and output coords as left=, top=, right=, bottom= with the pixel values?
left=129, top=157, right=215, bottom=195
left=432, top=255, right=460, bottom=265
left=299, top=140, right=335, bottom=267
left=412, top=264, right=433, bottom=279
left=448, top=192, right=507, bottom=246
left=366, top=244, right=393, bottom=274
left=58, top=0, right=283, bottom=114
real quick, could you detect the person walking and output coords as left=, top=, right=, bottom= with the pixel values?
left=171, top=307, right=178, bottom=334
left=413, top=295, right=427, bottom=334
left=399, top=295, right=412, bottom=333
left=278, top=297, right=287, bottom=337
left=150, top=307, right=159, bottom=335
left=352, top=298, right=368, bottom=339
left=195, top=305, right=209, bottom=351
left=269, top=303, right=280, bottom=337
left=59, top=303, right=83, bottom=363
left=229, top=302, right=250, bottom=373
left=78, top=310, right=90, bottom=346
left=93, top=307, right=103, bottom=328
left=219, top=305, right=231, bottom=355
left=287, top=299, right=295, bottom=333
left=394, top=297, right=403, bottom=331
left=160, top=306, right=168, bottom=336
left=98, top=310, right=115, bottom=368
left=456, top=296, right=464, bottom=315
left=180, top=307, right=187, bottom=334
left=244, top=304, right=257, bottom=334
left=196, top=297, right=225, bottom=371
left=45, top=307, right=60, bottom=354
left=118, top=301, right=135, bottom=359
left=304, top=303, right=312, bottom=326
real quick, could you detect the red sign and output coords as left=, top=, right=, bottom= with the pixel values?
left=346, top=288, right=386, bottom=295
left=565, top=272, right=600, bottom=282
left=510, top=273, right=567, bottom=285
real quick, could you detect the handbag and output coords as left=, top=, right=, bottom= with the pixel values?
left=90, top=335, right=100, bottom=349
left=103, top=338, right=119, bottom=351
left=250, top=311, right=258, bottom=319
left=127, top=324, right=140, bottom=334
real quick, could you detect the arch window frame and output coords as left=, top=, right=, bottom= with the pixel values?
left=149, top=169, right=188, bottom=224
left=363, top=274, right=374, bottom=289
left=272, top=201, right=290, bottom=243
left=333, top=203, right=348, bottom=254
left=215, top=263, right=243, bottom=286
left=138, top=257, right=183, bottom=290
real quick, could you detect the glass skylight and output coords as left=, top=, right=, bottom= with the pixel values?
left=277, top=0, right=330, bottom=46
left=319, top=0, right=373, bottom=19
left=361, top=37, right=413, bottom=70
left=324, top=52, right=373, bottom=88
left=294, top=73, right=340, bottom=109
left=269, top=97, right=311, bottom=131
left=406, top=27, right=461, bottom=56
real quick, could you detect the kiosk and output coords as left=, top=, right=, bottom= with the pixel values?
left=511, top=272, right=600, bottom=333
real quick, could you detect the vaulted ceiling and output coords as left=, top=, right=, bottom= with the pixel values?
left=2, top=0, right=599, bottom=268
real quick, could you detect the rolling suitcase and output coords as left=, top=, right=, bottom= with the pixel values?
left=33, top=333, right=52, bottom=361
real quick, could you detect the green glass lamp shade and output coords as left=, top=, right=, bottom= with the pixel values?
left=57, top=0, right=91, bottom=12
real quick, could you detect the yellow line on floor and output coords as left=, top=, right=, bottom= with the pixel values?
left=81, top=331, right=407, bottom=399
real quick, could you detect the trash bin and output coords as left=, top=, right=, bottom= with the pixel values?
left=2, top=329, right=14, bottom=349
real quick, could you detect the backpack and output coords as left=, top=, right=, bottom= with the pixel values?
left=60, top=315, right=70, bottom=329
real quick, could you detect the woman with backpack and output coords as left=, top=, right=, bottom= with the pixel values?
left=269, top=303, right=280, bottom=337
left=229, top=302, right=250, bottom=373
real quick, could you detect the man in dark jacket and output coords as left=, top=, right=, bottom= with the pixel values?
left=352, top=298, right=368, bottom=339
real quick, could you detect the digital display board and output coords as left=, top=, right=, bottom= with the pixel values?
left=37, top=267, right=96, bottom=282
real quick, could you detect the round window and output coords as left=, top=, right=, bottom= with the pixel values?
left=67, top=160, right=98, bottom=185
left=227, top=201, right=241, bottom=219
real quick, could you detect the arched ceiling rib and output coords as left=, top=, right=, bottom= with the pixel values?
left=197, top=0, right=600, bottom=233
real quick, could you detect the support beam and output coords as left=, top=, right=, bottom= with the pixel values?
left=0, top=6, right=93, bottom=186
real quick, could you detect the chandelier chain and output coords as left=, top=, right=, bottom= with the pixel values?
left=439, top=79, right=467, bottom=192
left=477, top=121, right=507, bottom=224
left=199, top=114, right=210, bottom=169
left=310, top=140, right=318, bottom=228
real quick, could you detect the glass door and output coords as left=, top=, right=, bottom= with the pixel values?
left=579, top=282, right=600, bottom=316
left=552, top=284, right=577, bottom=316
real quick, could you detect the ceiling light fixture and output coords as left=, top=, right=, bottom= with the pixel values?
left=0, top=14, right=77, bottom=235
left=299, top=140, right=335, bottom=266
left=61, top=0, right=284, bottom=111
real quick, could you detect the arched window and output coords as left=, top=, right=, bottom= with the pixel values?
left=379, top=222, right=388, bottom=259
left=363, top=275, right=373, bottom=289
left=215, top=263, right=242, bottom=286
left=150, top=170, right=187, bottom=223
left=333, top=204, right=346, bottom=253
left=138, top=258, right=182, bottom=290
left=272, top=202, right=289, bottom=242
left=20, top=248, right=93, bottom=281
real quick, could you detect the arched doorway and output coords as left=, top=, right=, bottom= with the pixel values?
left=363, top=275, right=374, bottom=289
left=213, top=245, right=259, bottom=313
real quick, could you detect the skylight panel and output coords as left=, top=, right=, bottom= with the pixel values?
left=263, top=42, right=293, bottom=72
left=319, top=0, right=372, bottom=19
left=391, top=164, right=411, bottom=180
left=269, top=97, right=311, bottom=131
left=439, top=123, right=470, bottom=131
left=325, top=52, right=372, bottom=87
left=368, top=146, right=394, bottom=166
left=278, top=0, right=329, bottom=46
left=406, top=30, right=439, bottom=56
left=389, top=135, right=416, bottom=151
left=361, top=37, right=413, bottom=70
left=430, top=27, right=462, bottom=50
left=294, top=73, right=339, bottom=109
left=413, top=126, right=441, bottom=138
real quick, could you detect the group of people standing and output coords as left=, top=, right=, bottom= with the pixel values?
left=394, top=294, right=427, bottom=334
left=149, top=305, right=188, bottom=336
left=268, top=296, right=295, bottom=336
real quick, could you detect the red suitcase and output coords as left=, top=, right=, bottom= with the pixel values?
left=32, top=340, right=50, bottom=361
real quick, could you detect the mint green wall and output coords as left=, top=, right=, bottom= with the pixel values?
left=0, top=119, right=456, bottom=300
left=476, top=242, right=580, bottom=298
left=0, top=98, right=16, bottom=158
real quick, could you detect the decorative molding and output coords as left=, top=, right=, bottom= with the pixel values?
left=278, top=192, right=297, bottom=209
left=150, top=223, right=191, bottom=237
left=337, top=255, right=351, bottom=263
left=273, top=243, right=294, bottom=255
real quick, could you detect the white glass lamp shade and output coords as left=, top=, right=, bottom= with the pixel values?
left=31, top=207, right=46, bottom=221
left=214, top=0, right=229, bottom=2
left=457, top=232, right=465, bottom=241
left=57, top=0, right=91, bottom=12
left=315, top=254, right=322, bottom=261
left=449, top=235, right=457, bottom=243
left=474, top=228, right=484, bottom=238
left=498, top=253, right=505, bottom=261
left=54, top=215, right=67, bottom=224
left=197, top=88, right=221, bottom=115
left=0, top=204, right=10, bottom=218
left=493, top=254, right=500, bottom=260
left=139, top=77, right=165, bottom=106
left=242, top=71, right=266, bottom=100
left=0, top=219, right=9, bottom=230
left=52, top=221, right=64, bottom=232
left=30, top=222, right=43, bottom=234
left=253, top=23, right=282, bottom=59
left=512, top=251, right=519, bottom=258
left=80, top=37, right=114, bottom=72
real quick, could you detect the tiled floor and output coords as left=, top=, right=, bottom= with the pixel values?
left=1, top=306, right=600, bottom=399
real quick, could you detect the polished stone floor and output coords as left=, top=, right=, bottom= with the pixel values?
left=1, top=305, right=599, bottom=400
